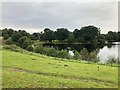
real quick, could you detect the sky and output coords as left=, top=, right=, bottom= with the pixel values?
left=1, top=1, right=118, bottom=34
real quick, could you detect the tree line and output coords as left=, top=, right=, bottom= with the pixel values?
left=1, top=25, right=120, bottom=47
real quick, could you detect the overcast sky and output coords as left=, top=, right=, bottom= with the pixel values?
left=2, top=1, right=118, bottom=34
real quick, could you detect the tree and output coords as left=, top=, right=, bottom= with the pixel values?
left=2, top=28, right=8, bottom=36
left=31, top=33, right=41, bottom=40
left=73, top=29, right=80, bottom=39
left=41, top=28, right=55, bottom=42
left=79, top=25, right=100, bottom=43
left=97, top=34, right=105, bottom=44
left=73, top=26, right=100, bottom=43
left=18, top=36, right=31, bottom=49
left=3, top=34, right=9, bottom=40
left=106, top=31, right=118, bottom=42
left=67, top=32, right=75, bottom=42
left=11, top=32, right=22, bottom=42
left=55, top=28, right=69, bottom=41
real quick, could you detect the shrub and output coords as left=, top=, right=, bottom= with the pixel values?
left=73, top=51, right=81, bottom=60
left=26, top=45, right=33, bottom=51
left=3, top=45, right=24, bottom=52
left=3, top=34, right=9, bottom=40
left=107, top=56, right=117, bottom=66
left=34, top=45, right=45, bottom=54
left=89, top=51, right=99, bottom=63
left=45, top=47, right=58, bottom=57
left=80, top=48, right=89, bottom=61
left=57, top=50, right=69, bottom=59
left=5, top=38, right=12, bottom=45
left=18, top=36, right=31, bottom=49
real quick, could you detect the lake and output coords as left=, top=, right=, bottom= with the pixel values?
left=43, top=42, right=119, bottom=63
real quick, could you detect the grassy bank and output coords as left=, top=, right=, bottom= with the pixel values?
left=2, top=49, right=118, bottom=88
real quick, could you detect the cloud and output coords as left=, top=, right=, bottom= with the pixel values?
left=2, top=2, right=118, bottom=33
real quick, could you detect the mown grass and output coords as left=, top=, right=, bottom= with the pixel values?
left=2, top=49, right=118, bottom=88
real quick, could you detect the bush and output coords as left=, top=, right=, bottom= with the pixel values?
left=5, top=38, right=12, bottom=45
left=89, top=51, right=99, bottom=63
left=34, top=45, right=45, bottom=54
left=80, top=48, right=89, bottom=61
left=26, top=45, right=33, bottom=51
left=107, top=56, right=120, bottom=66
left=57, top=50, right=69, bottom=59
left=45, top=47, right=58, bottom=57
left=18, top=36, right=31, bottom=49
left=3, top=34, right=9, bottom=40
left=73, top=51, right=81, bottom=60
left=3, top=45, right=24, bottom=52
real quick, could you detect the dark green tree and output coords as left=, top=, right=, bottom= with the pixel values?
left=31, top=33, right=41, bottom=40
left=55, top=28, right=69, bottom=41
left=67, top=32, right=75, bottom=42
left=79, top=25, right=100, bottom=43
left=41, top=28, right=55, bottom=42
left=18, top=36, right=31, bottom=49
left=3, top=34, right=9, bottom=40
left=11, top=32, right=22, bottom=42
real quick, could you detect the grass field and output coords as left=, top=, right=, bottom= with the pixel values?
left=2, top=49, right=118, bottom=88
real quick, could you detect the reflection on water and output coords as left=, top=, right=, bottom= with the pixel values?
left=98, top=45, right=118, bottom=63
left=43, top=43, right=119, bottom=63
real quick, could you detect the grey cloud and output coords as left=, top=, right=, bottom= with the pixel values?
left=2, top=2, right=118, bottom=33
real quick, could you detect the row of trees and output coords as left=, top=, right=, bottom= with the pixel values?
left=1, top=25, right=120, bottom=46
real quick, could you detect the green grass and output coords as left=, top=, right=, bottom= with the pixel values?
left=2, top=49, right=118, bottom=88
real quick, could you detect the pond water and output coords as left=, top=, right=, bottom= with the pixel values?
left=43, top=43, right=119, bottom=63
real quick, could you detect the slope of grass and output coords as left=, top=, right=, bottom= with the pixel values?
left=2, top=49, right=118, bottom=88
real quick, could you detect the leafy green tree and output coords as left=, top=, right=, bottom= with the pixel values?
left=11, top=32, right=22, bottom=42
left=79, top=25, right=100, bottom=43
left=3, top=34, right=9, bottom=40
left=18, top=36, right=31, bottom=49
left=67, top=32, right=75, bottom=42
left=55, top=28, right=69, bottom=41
left=41, top=28, right=55, bottom=42
left=97, top=34, right=105, bottom=44
left=31, top=33, right=41, bottom=40
left=73, top=29, right=80, bottom=39
left=2, top=28, right=8, bottom=36
left=73, top=26, right=100, bottom=43
left=106, top=31, right=118, bottom=42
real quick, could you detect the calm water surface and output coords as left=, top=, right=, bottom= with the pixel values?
left=98, top=45, right=118, bottom=63
left=43, top=43, right=119, bottom=63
